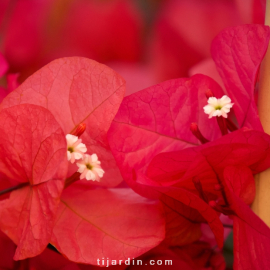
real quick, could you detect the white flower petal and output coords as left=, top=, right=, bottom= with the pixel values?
left=76, top=154, right=105, bottom=182
left=67, top=151, right=71, bottom=161
left=74, top=152, right=83, bottom=159
left=91, top=154, right=98, bottom=162
left=204, top=95, right=233, bottom=118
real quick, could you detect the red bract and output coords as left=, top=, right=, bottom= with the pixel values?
left=50, top=185, right=165, bottom=265
left=0, top=57, right=125, bottom=188
left=147, top=128, right=270, bottom=239
left=107, top=74, right=231, bottom=247
left=0, top=104, right=67, bottom=260
left=233, top=215, right=270, bottom=270
left=0, top=57, right=165, bottom=264
left=211, top=24, right=270, bottom=130
left=107, top=22, right=270, bottom=248
left=148, top=128, right=270, bottom=201
left=221, top=167, right=270, bottom=270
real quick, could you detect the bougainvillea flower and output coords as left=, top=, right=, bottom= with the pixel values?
left=0, top=57, right=125, bottom=188
left=107, top=23, right=270, bottom=251
left=108, top=23, right=270, bottom=183
left=108, top=24, right=270, bottom=268
left=0, top=57, right=165, bottom=263
left=108, top=74, right=233, bottom=248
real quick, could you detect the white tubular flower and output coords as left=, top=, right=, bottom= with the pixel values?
left=66, top=134, right=87, bottom=163
left=76, top=154, right=105, bottom=181
left=203, top=95, right=234, bottom=118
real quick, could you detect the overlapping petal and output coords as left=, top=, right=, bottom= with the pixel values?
left=108, top=74, right=229, bottom=247
left=108, top=74, right=224, bottom=181
left=0, top=57, right=126, bottom=187
left=0, top=104, right=67, bottom=260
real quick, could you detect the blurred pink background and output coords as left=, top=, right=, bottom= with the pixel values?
left=0, top=0, right=265, bottom=94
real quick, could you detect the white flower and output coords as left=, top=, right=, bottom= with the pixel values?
left=203, top=95, right=234, bottom=118
left=76, top=154, right=105, bottom=181
left=66, top=134, right=87, bottom=163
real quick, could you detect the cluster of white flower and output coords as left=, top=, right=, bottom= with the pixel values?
left=66, top=134, right=105, bottom=181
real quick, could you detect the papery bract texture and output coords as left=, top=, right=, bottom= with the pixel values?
left=147, top=129, right=270, bottom=249
left=0, top=104, right=67, bottom=260
left=0, top=57, right=126, bottom=187
left=233, top=216, right=270, bottom=270
left=147, top=129, right=270, bottom=206
left=211, top=24, right=270, bottom=130
left=108, top=74, right=224, bottom=180
left=108, top=75, right=227, bottom=247
left=51, top=185, right=165, bottom=265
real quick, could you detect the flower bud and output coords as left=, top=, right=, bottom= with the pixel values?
left=72, top=123, right=86, bottom=137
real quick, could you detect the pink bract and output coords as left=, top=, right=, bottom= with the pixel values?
left=211, top=24, right=270, bottom=130
left=107, top=74, right=229, bottom=248
left=0, top=57, right=125, bottom=188
left=0, top=104, right=67, bottom=260
left=107, top=25, right=270, bottom=255
left=51, top=185, right=165, bottom=265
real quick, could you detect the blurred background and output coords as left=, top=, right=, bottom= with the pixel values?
left=0, top=0, right=265, bottom=96
left=0, top=1, right=266, bottom=268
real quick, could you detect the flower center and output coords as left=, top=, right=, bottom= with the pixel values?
left=86, top=164, right=93, bottom=170
left=214, top=105, right=222, bottom=110
left=68, top=147, right=74, bottom=153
